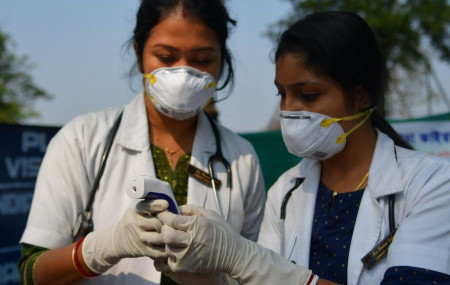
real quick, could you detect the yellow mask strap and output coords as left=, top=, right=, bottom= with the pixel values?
left=205, top=82, right=217, bottom=90
left=147, top=94, right=157, bottom=105
left=143, top=73, right=157, bottom=85
left=321, top=108, right=374, bottom=144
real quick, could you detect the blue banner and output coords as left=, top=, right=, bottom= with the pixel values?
left=391, top=120, right=450, bottom=157
left=0, top=124, right=59, bottom=285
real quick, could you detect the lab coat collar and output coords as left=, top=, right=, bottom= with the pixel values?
left=117, top=93, right=151, bottom=152
left=191, top=112, right=216, bottom=154
left=115, top=93, right=156, bottom=178
left=366, top=130, right=404, bottom=199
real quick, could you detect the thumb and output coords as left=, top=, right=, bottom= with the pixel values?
left=136, top=199, right=168, bottom=216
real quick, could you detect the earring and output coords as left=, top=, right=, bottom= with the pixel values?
left=363, top=102, right=371, bottom=110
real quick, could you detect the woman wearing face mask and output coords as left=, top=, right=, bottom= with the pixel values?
left=18, top=1, right=266, bottom=284
left=155, top=11, right=450, bottom=285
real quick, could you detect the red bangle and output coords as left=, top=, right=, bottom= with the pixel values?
left=71, top=237, right=99, bottom=278
left=306, top=273, right=318, bottom=285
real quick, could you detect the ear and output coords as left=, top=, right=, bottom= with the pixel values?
left=134, top=41, right=143, bottom=73
left=354, top=86, right=371, bottom=111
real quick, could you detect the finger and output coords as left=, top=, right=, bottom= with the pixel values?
left=136, top=199, right=169, bottom=215
left=180, top=205, right=220, bottom=219
left=179, top=205, right=203, bottom=216
left=161, top=224, right=190, bottom=247
left=138, top=216, right=162, bottom=232
left=158, top=211, right=192, bottom=231
left=145, top=247, right=168, bottom=261
left=140, top=231, right=165, bottom=246
left=140, top=232, right=168, bottom=261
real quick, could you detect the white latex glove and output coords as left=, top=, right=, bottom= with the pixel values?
left=158, top=205, right=313, bottom=285
left=82, top=199, right=169, bottom=274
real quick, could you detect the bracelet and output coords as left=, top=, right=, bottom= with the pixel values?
left=31, top=250, right=48, bottom=285
left=71, top=237, right=99, bottom=279
left=306, top=273, right=320, bottom=285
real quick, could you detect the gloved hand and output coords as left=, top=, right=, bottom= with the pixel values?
left=82, top=199, right=169, bottom=274
left=158, top=205, right=314, bottom=285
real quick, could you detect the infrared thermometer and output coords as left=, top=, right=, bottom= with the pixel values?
left=127, top=175, right=179, bottom=214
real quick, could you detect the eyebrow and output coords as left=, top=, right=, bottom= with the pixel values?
left=274, top=80, right=326, bottom=88
left=152, top=44, right=216, bottom=53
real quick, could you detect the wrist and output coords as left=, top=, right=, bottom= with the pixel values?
left=229, top=239, right=314, bottom=285
left=72, top=237, right=99, bottom=278
left=226, top=235, right=248, bottom=277
left=227, top=237, right=259, bottom=279
left=82, top=227, right=119, bottom=274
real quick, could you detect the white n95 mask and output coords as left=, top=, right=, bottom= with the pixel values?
left=280, top=108, right=373, bottom=160
left=144, top=66, right=217, bottom=120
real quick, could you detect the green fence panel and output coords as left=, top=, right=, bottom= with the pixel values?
left=240, top=130, right=301, bottom=189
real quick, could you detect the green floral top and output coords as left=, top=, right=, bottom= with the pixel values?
left=18, top=144, right=190, bottom=285
left=150, top=144, right=190, bottom=206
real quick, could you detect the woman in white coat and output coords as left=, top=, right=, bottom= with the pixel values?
left=154, top=11, right=450, bottom=285
left=18, top=1, right=265, bottom=284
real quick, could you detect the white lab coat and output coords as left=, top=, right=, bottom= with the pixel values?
left=21, top=93, right=266, bottom=285
left=258, top=130, right=450, bottom=284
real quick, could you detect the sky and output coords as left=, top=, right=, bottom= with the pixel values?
left=1, top=1, right=449, bottom=133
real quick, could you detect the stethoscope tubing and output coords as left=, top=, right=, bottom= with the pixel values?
left=209, top=155, right=232, bottom=220
left=280, top=178, right=304, bottom=256
left=205, top=112, right=233, bottom=220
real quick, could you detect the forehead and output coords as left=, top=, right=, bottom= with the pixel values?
left=275, top=53, right=315, bottom=84
left=275, top=52, right=343, bottom=91
left=146, top=11, right=220, bottom=50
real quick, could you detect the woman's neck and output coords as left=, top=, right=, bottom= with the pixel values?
left=320, top=125, right=377, bottom=192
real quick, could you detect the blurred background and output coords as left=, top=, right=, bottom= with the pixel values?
left=1, top=0, right=449, bottom=133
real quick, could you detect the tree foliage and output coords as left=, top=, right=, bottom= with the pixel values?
left=0, top=28, right=52, bottom=123
left=268, top=0, right=450, bottom=117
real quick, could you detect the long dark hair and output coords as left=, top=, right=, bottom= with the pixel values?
left=275, top=11, right=412, bottom=149
left=132, top=0, right=236, bottom=90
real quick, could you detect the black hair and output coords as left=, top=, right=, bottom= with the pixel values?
left=132, top=0, right=236, bottom=90
left=275, top=11, right=412, bottom=149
